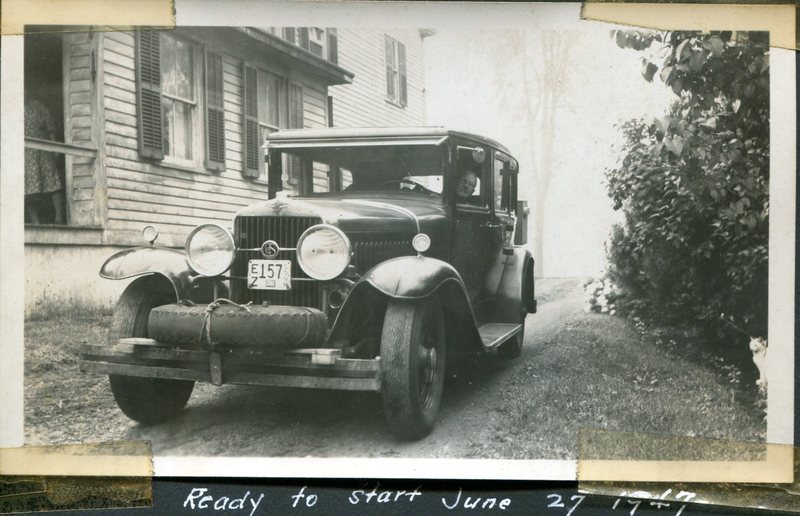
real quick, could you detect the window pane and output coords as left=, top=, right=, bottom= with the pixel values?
left=257, top=70, right=268, bottom=124
left=259, top=124, right=270, bottom=179
left=266, top=74, right=282, bottom=127
left=160, top=36, right=177, bottom=97
left=161, top=35, right=194, bottom=101
left=163, top=97, right=193, bottom=160
left=175, top=41, right=194, bottom=100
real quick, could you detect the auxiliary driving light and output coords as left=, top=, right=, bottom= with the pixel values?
left=412, top=233, right=431, bottom=254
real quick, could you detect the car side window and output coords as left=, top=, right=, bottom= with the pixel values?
left=456, top=147, right=488, bottom=208
left=493, top=153, right=510, bottom=212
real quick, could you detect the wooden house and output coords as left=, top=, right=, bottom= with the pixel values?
left=23, top=27, right=432, bottom=315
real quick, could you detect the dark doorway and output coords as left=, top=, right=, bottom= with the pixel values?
left=24, top=32, right=66, bottom=224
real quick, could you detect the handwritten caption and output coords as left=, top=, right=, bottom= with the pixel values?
left=183, top=486, right=510, bottom=514
left=182, top=486, right=695, bottom=514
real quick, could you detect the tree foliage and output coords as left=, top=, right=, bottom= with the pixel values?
left=605, top=30, right=769, bottom=341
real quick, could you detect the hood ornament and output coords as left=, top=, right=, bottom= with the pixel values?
left=268, top=196, right=290, bottom=215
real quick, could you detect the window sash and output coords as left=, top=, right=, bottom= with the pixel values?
left=160, top=35, right=195, bottom=102
left=160, top=34, right=198, bottom=163
left=257, top=69, right=284, bottom=128
left=162, top=97, right=194, bottom=161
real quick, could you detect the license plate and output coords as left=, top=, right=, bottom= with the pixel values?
left=247, top=260, right=292, bottom=290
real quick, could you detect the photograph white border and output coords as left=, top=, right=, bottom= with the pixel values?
left=0, top=1, right=795, bottom=481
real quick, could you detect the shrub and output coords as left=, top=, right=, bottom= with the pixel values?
left=606, top=30, right=769, bottom=345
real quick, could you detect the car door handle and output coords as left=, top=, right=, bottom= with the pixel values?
left=482, top=222, right=501, bottom=229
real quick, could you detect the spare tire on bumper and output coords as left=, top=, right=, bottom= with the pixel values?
left=147, top=304, right=328, bottom=350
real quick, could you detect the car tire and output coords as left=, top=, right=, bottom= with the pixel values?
left=108, top=282, right=194, bottom=424
left=497, top=311, right=525, bottom=359
left=380, top=298, right=446, bottom=440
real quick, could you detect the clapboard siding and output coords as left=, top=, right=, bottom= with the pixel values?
left=106, top=164, right=267, bottom=202
left=86, top=27, right=426, bottom=246
left=303, top=86, right=327, bottom=128
left=64, top=32, right=98, bottom=226
left=330, top=29, right=426, bottom=128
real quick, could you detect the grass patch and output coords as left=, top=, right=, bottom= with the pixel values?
left=471, top=310, right=766, bottom=460
left=25, top=315, right=111, bottom=374
left=26, top=299, right=113, bottom=322
left=24, top=313, right=131, bottom=445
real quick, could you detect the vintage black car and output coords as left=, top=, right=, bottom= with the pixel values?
left=80, top=127, right=536, bottom=440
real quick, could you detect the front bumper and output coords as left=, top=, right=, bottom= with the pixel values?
left=80, top=339, right=382, bottom=391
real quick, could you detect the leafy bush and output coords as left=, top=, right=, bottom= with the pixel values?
left=584, top=277, right=623, bottom=315
left=605, top=30, right=769, bottom=344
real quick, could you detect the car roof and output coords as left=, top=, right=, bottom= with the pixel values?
left=265, top=126, right=514, bottom=156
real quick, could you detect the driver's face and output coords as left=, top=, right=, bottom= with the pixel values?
left=457, top=171, right=478, bottom=199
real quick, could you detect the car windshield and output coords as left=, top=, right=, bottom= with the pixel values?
left=271, top=144, right=444, bottom=196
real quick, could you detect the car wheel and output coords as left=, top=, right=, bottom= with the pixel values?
left=108, top=281, right=194, bottom=424
left=380, top=297, right=446, bottom=440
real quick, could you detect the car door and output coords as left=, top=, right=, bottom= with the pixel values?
left=448, top=144, right=503, bottom=322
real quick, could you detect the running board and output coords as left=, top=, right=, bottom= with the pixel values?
left=478, top=323, right=522, bottom=349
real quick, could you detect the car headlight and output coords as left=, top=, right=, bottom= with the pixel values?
left=297, top=224, right=351, bottom=280
left=185, top=224, right=235, bottom=277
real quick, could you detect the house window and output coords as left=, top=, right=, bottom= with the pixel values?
left=136, top=30, right=214, bottom=170
left=257, top=70, right=285, bottom=177
left=279, top=27, right=337, bottom=64
left=242, top=65, right=301, bottom=182
left=160, top=34, right=197, bottom=163
left=308, top=28, right=325, bottom=57
left=384, top=35, right=407, bottom=107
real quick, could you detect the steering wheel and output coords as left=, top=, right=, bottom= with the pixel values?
left=376, top=178, right=437, bottom=195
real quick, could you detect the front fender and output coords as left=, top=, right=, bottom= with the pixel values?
left=326, top=256, right=484, bottom=353
left=100, top=247, right=195, bottom=300
left=363, top=255, right=462, bottom=299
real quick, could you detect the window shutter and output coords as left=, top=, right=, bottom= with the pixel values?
left=398, top=42, right=407, bottom=106
left=283, top=27, right=296, bottom=44
left=326, top=28, right=338, bottom=64
left=205, top=51, right=225, bottom=170
left=298, top=28, right=310, bottom=50
left=384, top=35, right=394, bottom=99
left=242, top=64, right=260, bottom=178
left=136, top=30, right=164, bottom=160
left=287, top=83, right=304, bottom=184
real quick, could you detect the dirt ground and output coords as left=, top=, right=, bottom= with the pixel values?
left=24, top=278, right=765, bottom=459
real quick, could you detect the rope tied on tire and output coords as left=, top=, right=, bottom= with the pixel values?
left=199, top=298, right=253, bottom=348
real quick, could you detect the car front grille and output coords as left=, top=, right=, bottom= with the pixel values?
left=231, top=216, right=321, bottom=308
left=230, top=217, right=416, bottom=309
left=351, top=236, right=415, bottom=274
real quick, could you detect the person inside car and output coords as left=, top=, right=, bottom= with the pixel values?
left=456, top=169, right=478, bottom=203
